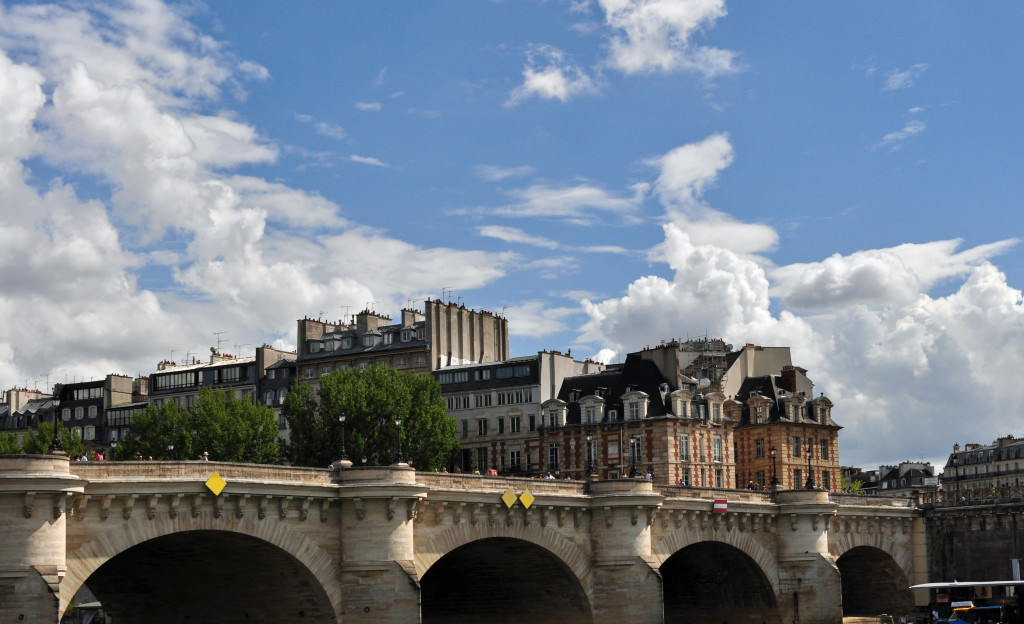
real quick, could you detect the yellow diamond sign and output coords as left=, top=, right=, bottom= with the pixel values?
left=519, top=489, right=535, bottom=510
left=501, top=487, right=517, bottom=508
left=205, top=472, right=227, bottom=496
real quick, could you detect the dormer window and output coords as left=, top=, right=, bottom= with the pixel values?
left=402, top=330, right=413, bottom=342
left=363, top=334, right=377, bottom=347
left=568, top=391, right=579, bottom=403
left=416, top=328, right=425, bottom=340
left=627, top=401, right=640, bottom=421
left=308, top=341, right=322, bottom=353
left=383, top=332, right=393, bottom=345
left=342, top=337, right=352, bottom=349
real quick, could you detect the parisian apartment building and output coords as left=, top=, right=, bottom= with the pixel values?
left=0, top=301, right=847, bottom=491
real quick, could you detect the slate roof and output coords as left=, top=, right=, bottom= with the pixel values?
left=555, top=354, right=673, bottom=425
left=299, top=321, right=427, bottom=362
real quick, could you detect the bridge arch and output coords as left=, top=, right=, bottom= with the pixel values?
left=63, top=510, right=342, bottom=620
left=829, top=523, right=914, bottom=582
left=651, top=528, right=780, bottom=595
left=834, top=544, right=914, bottom=617
left=415, top=519, right=593, bottom=592
left=653, top=532, right=781, bottom=623
left=420, top=536, right=593, bottom=624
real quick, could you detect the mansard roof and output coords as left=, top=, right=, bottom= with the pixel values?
left=300, top=322, right=427, bottom=362
left=556, top=354, right=673, bottom=425
left=732, top=375, right=838, bottom=428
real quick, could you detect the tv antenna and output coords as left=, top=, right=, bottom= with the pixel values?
left=442, top=287, right=453, bottom=303
left=235, top=343, right=252, bottom=358
left=341, top=305, right=352, bottom=323
left=213, top=332, right=228, bottom=353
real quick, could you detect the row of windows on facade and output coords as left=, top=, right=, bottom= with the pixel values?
left=447, top=388, right=535, bottom=411
left=437, top=364, right=532, bottom=385
left=467, top=441, right=835, bottom=489
left=751, top=437, right=831, bottom=461
left=304, top=355, right=426, bottom=379
left=461, top=414, right=536, bottom=437
left=153, top=366, right=246, bottom=391
left=150, top=388, right=254, bottom=409
left=307, top=328, right=425, bottom=354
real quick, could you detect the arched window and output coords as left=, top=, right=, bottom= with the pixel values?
left=84, top=426, right=95, bottom=440
left=278, top=388, right=288, bottom=403
left=74, top=407, right=84, bottom=420
left=264, top=390, right=274, bottom=405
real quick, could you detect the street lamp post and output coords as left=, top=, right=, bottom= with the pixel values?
left=394, top=417, right=405, bottom=465
left=770, top=447, right=779, bottom=488
left=629, top=435, right=638, bottom=478
left=338, top=413, right=348, bottom=461
left=804, top=439, right=815, bottom=489
left=167, top=443, right=174, bottom=461
left=952, top=454, right=960, bottom=498
left=586, top=433, right=593, bottom=478
left=49, top=384, right=64, bottom=454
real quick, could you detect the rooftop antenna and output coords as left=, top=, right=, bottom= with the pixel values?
left=407, top=298, right=415, bottom=310
left=170, top=349, right=178, bottom=363
left=341, top=305, right=352, bottom=323
left=235, top=343, right=252, bottom=358
left=501, top=305, right=512, bottom=317
left=366, top=301, right=377, bottom=312
left=213, top=331, right=228, bottom=353
left=457, top=296, right=464, bottom=307
left=186, top=352, right=197, bottom=365
left=40, top=373, right=50, bottom=394
left=442, top=287, right=452, bottom=303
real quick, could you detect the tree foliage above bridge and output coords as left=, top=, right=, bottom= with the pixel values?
left=283, top=366, right=458, bottom=470
left=113, top=388, right=279, bottom=463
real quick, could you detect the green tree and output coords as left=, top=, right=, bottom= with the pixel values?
left=22, top=421, right=85, bottom=458
left=115, top=388, right=279, bottom=463
left=284, top=366, right=458, bottom=470
left=0, top=432, right=21, bottom=454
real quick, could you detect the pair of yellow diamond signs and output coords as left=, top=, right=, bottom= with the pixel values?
left=206, top=473, right=535, bottom=512
left=502, top=487, right=534, bottom=509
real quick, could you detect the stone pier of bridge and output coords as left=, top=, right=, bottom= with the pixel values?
left=0, top=455, right=924, bottom=623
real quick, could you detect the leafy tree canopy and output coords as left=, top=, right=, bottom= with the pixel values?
left=22, top=421, right=84, bottom=458
left=114, top=388, right=279, bottom=463
left=0, top=431, right=21, bottom=455
left=283, top=366, right=458, bottom=470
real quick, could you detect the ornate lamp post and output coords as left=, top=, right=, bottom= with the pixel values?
left=394, top=417, right=405, bottom=465
left=804, top=439, right=815, bottom=489
left=770, top=446, right=779, bottom=488
left=49, top=384, right=64, bottom=454
left=167, top=443, right=174, bottom=461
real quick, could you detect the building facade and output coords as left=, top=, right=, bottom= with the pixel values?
left=943, top=436, right=1024, bottom=494
left=295, top=301, right=510, bottom=390
left=434, top=351, right=604, bottom=474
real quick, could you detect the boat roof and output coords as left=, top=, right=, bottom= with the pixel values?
left=910, top=580, right=1024, bottom=589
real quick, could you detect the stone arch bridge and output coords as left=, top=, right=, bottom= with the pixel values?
left=0, top=456, right=926, bottom=623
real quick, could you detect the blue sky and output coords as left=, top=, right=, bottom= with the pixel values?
left=2, top=0, right=1023, bottom=470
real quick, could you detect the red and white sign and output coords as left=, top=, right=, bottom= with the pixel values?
left=713, top=499, right=728, bottom=514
